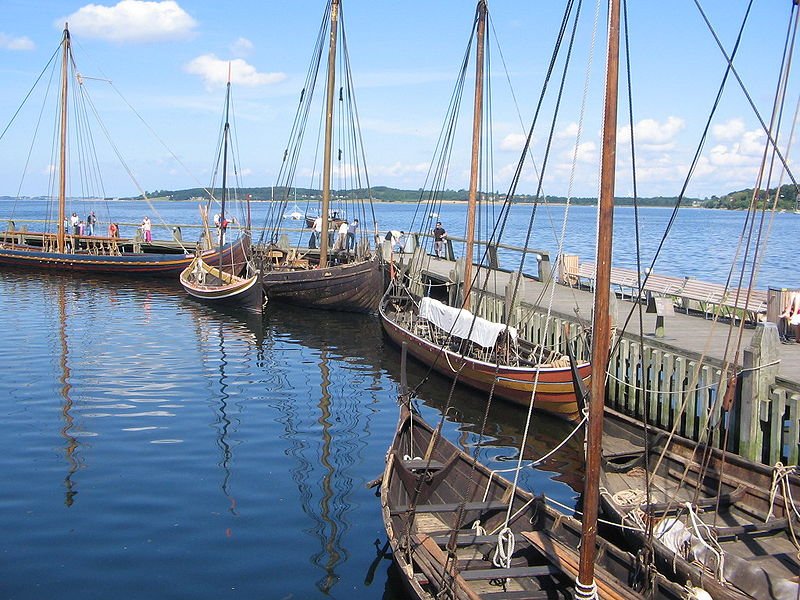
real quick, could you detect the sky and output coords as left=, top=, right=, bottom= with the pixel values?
left=0, top=0, right=798, bottom=200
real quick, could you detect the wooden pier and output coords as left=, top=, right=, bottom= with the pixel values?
left=389, top=245, right=799, bottom=468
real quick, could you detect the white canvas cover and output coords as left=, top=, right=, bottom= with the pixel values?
left=418, top=296, right=517, bottom=348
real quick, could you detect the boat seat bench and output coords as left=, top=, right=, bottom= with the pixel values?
left=643, top=484, right=747, bottom=514
left=430, top=533, right=507, bottom=546
left=479, top=591, right=555, bottom=599
left=458, top=565, right=561, bottom=580
left=713, top=516, right=790, bottom=540
left=392, top=500, right=509, bottom=515
left=401, top=458, right=446, bottom=471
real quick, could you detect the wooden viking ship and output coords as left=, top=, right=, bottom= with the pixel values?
left=0, top=24, right=246, bottom=278
left=180, top=71, right=262, bottom=314
left=256, top=0, right=382, bottom=314
left=378, top=0, right=589, bottom=420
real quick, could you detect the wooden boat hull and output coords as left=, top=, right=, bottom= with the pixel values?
left=600, top=408, right=800, bottom=600
left=381, top=402, right=686, bottom=599
left=180, top=256, right=262, bottom=314
left=261, top=256, right=382, bottom=314
left=0, top=237, right=248, bottom=278
left=380, top=299, right=591, bottom=421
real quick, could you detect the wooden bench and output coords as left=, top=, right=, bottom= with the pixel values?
left=563, top=260, right=767, bottom=323
left=564, top=262, right=596, bottom=290
left=642, top=272, right=688, bottom=296
left=678, top=280, right=767, bottom=322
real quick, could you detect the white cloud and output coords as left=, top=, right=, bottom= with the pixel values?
left=712, top=118, right=746, bottom=142
left=185, top=54, right=286, bottom=88
left=556, top=122, right=580, bottom=139
left=707, top=130, right=765, bottom=167
left=0, top=33, right=35, bottom=51
left=371, top=161, right=430, bottom=178
left=623, top=116, right=685, bottom=147
left=499, top=133, right=526, bottom=152
left=230, top=37, right=253, bottom=57
left=739, top=129, right=766, bottom=155
left=560, top=141, right=597, bottom=164
left=61, top=0, right=197, bottom=43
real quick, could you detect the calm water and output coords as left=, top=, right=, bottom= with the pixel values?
left=0, top=270, right=582, bottom=600
left=3, top=198, right=797, bottom=288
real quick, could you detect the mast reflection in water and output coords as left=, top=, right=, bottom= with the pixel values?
left=56, top=279, right=81, bottom=506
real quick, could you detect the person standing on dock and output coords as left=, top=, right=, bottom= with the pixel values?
left=779, top=291, right=800, bottom=343
left=141, top=216, right=152, bottom=243
left=433, top=221, right=447, bottom=259
left=86, top=211, right=96, bottom=236
left=334, top=220, right=349, bottom=252
left=311, top=215, right=322, bottom=249
left=347, top=218, right=358, bottom=251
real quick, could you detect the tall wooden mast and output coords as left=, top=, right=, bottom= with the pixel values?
left=463, top=0, right=486, bottom=311
left=319, top=0, right=341, bottom=268
left=57, top=24, right=70, bottom=254
left=576, top=0, right=620, bottom=592
left=219, top=65, right=231, bottom=251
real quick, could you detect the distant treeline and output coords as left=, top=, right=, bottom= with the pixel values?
left=11, top=183, right=791, bottom=210
left=702, top=184, right=798, bottom=211
left=135, top=185, right=698, bottom=206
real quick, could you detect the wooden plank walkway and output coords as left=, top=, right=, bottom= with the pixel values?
left=400, top=254, right=800, bottom=387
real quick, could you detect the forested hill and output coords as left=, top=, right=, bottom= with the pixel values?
left=136, top=185, right=696, bottom=206
left=45, top=183, right=793, bottom=210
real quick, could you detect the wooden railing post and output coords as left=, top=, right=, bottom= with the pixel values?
left=487, top=244, right=499, bottom=269
left=738, top=322, right=780, bottom=462
left=537, top=252, right=552, bottom=284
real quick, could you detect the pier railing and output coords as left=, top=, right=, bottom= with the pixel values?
left=464, top=273, right=799, bottom=468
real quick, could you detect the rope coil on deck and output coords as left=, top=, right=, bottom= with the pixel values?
left=491, top=526, right=514, bottom=569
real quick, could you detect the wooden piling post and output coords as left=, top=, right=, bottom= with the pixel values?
left=738, top=322, right=780, bottom=462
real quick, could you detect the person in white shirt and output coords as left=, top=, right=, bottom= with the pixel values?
left=141, top=216, right=152, bottom=242
left=334, top=221, right=349, bottom=252
left=70, top=212, right=80, bottom=235
left=347, top=219, right=358, bottom=251
left=311, top=215, right=323, bottom=249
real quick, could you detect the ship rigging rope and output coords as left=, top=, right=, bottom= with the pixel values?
left=498, top=0, right=601, bottom=534
left=481, top=413, right=588, bottom=491
left=383, top=0, right=591, bottom=552
left=644, top=2, right=800, bottom=528
left=105, top=81, right=220, bottom=214
left=684, top=502, right=726, bottom=582
left=255, top=2, right=376, bottom=253
left=573, top=579, right=598, bottom=600
left=594, top=0, right=800, bottom=544
left=4, top=42, right=62, bottom=222
left=79, top=84, right=188, bottom=253
left=604, top=358, right=780, bottom=395
left=767, top=462, right=800, bottom=553
left=491, top=527, right=514, bottom=569
left=545, top=494, right=647, bottom=533
left=258, top=1, right=328, bottom=244
left=68, top=34, right=223, bottom=210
